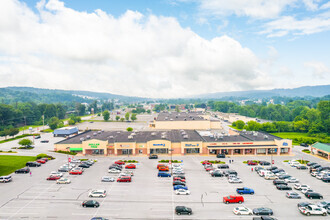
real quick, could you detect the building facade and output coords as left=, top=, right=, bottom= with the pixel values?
left=54, top=130, right=292, bottom=157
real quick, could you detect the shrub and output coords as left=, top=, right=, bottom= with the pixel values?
left=297, top=159, right=309, bottom=164
left=36, top=153, right=54, bottom=160
left=283, top=160, right=289, bottom=162
left=55, top=150, right=77, bottom=155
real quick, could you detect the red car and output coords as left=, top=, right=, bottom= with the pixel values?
left=202, top=160, right=211, bottom=165
left=247, top=160, right=258, bottom=166
left=115, top=160, right=125, bottom=165
left=125, top=164, right=136, bottom=169
left=173, top=177, right=186, bottom=182
left=69, top=170, right=82, bottom=175
left=223, top=195, right=244, bottom=204
left=47, top=175, right=61, bottom=180
left=159, top=166, right=169, bottom=171
left=37, top=159, right=46, bottom=164
left=206, top=167, right=214, bottom=172
left=157, top=164, right=165, bottom=169
left=117, top=176, right=131, bottom=182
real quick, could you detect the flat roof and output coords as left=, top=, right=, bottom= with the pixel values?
left=200, top=131, right=282, bottom=142
left=312, top=142, right=330, bottom=153
left=156, top=112, right=208, bottom=121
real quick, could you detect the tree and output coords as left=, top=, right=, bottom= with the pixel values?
left=127, top=127, right=133, bottom=131
left=120, top=118, right=125, bottom=122
left=245, top=121, right=261, bottom=131
left=131, top=113, right=137, bottom=122
left=175, top=105, right=180, bottom=112
left=103, top=110, right=110, bottom=121
left=68, top=119, right=75, bottom=125
left=317, top=101, right=330, bottom=121
left=8, top=128, right=19, bottom=137
left=19, top=138, right=32, bottom=147
left=146, top=110, right=151, bottom=114
left=76, top=103, right=86, bottom=116
left=293, top=119, right=309, bottom=132
left=125, top=112, right=130, bottom=121
left=115, top=116, right=120, bottom=121
left=48, top=117, right=59, bottom=130
left=235, top=120, right=245, bottom=129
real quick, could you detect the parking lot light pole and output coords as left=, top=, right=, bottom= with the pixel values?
left=169, top=149, right=174, bottom=176
left=66, top=147, right=70, bottom=171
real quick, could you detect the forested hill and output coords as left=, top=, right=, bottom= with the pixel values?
left=0, top=87, right=148, bottom=104
left=194, top=85, right=330, bottom=99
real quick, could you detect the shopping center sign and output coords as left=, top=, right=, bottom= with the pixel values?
left=88, top=143, right=100, bottom=148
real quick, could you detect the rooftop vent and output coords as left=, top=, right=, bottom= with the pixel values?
left=109, top=136, right=114, bottom=139
left=97, top=131, right=101, bottom=134
left=86, top=135, right=91, bottom=139
left=80, top=138, right=84, bottom=141
left=93, top=132, right=97, bottom=136
left=264, top=135, right=269, bottom=139
left=184, top=118, right=187, bottom=121
left=151, top=132, right=156, bottom=136
left=117, top=131, right=121, bottom=134
left=161, top=135, right=166, bottom=139
left=128, top=135, right=133, bottom=139
left=170, top=118, right=173, bottom=121
left=253, top=132, right=258, bottom=136
left=183, top=135, right=188, bottom=139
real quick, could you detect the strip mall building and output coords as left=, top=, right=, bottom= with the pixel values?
left=54, top=130, right=292, bottom=156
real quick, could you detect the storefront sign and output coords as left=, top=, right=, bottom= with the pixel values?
left=139, top=145, right=144, bottom=148
left=242, top=142, right=253, bottom=145
left=185, top=144, right=199, bottom=147
left=282, top=142, right=288, bottom=146
left=120, top=144, right=130, bottom=148
left=153, top=144, right=165, bottom=147
left=88, top=143, right=100, bottom=148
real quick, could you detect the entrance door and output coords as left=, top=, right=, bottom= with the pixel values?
left=91, top=149, right=104, bottom=155
left=185, top=148, right=200, bottom=154
left=122, top=149, right=132, bottom=155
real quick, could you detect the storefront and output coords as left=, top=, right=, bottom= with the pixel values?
left=115, top=143, right=136, bottom=155
left=81, top=140, right=108, bottom=156
left=182, top=142, right=202, bottom=154
left=147, top=140, right=171, bottom=155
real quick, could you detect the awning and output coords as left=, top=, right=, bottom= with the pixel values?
left=70, top=147, right=83, bottom=151
left=207, top=145, right=278, bottom=148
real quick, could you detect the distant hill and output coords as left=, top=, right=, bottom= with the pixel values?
left=193, top=85, right=330, bottom=99
left=0, top=87, right=148, bottom=104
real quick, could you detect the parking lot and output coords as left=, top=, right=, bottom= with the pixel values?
left=0, top=149, right=329, bottom=219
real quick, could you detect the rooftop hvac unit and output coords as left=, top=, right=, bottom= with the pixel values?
left=183, top=135, right=188, bottom=139
left=86, top=135, right=91, bottom=139
left=219, top=135, right=223, bottom=139
left=151, top=132, right=156, bottom=136
left=192, top=118, right=195, bottom=120
left=101, top=130, right=104, bottom=132
left=184, top=118, right=187, bottom=121
left=97, top=131, right=101, bottom=134
left=161, top=135, right=166, bottom=139
left=170, top=119, right=173, bottom=121
left=253, top=132, right=258, bottom=136
left=117, top=131, right=121, bottom=134
left=80, top=138, right=84, bottom=141
left=176, top=116, right=178, bottom=118
left=109, top=136, right=114, bottom=139
left=93, top=133, right=97, bottom=136
left=131, top=133, right=136, bottom=136
left=128, top=135, right=133, bottom=139
left=264, top=135, right=269, bottom=139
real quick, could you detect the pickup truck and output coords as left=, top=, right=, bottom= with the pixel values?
left=236, top=187, right=254, bottom=195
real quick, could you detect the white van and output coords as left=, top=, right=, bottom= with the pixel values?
left=259, top=170, right=273, bottom=177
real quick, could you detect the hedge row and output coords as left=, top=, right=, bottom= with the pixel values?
left=159, top=160, right=181, bottom=163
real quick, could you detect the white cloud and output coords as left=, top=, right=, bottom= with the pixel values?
left=261, top=15, right=330, bottom=37
left=303, top=0, right=321, bottom=11
left=183, top=0, right=297, bottom=19
left=0, top=0, right=270, bottom=98
left=304, top=61, right=330, bottom=78
left=320, top=1, right=330, bottom=9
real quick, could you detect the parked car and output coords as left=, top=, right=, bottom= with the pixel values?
left=224, top=170, right=238, bottom=176
left=286, top=191, right=301, bottom=199
left=56, top=178, right=71, bottom=184
left=101, top=176, right=115, bottom=182
left=299, top=204, right=327, bottom=216
left=50, top=171, right=63, bottom=177
left=302, top=189, right=314, bottom=195
left=26, top=162, right=41, bottom=167
left=253, top=207, right=273, bottom=215
left=125, top=164, right=136, bottom=169
left=317, top=201, right=330, bottom=208
left=159, top=166, right=169, bottom=171
left=236, top=187, right=254, bottom=195
left=223, top=195, right=244, bottom=204
left=284, top=177, right=299, bottom=183
left=175, top=206, right=192, bottom=215
left=173, top=175, right=185, bottom=179
left=307, top=162, right=317, bottom=166
left=233, top=206, right=253, bottom=215
left=278, top=174, right=292, bottom=180
left=0, top=175, right=12, bottom=183
left=175, top=189, right=190, bottom=195
left=115, top=160, right=125, bottom=165
left=108, top=169, right=121, bottom=173
left=264, top=174, right=278, bottom=180
left=297, top=165, right=308, bottom=170
left=158, top=172, right=171, bottom=177
left=276, top=185, right=292, bottom=190
left=82, top=200, right=100, bottom=208
left=252, top=217, right=277, bottom=220
left=89, top=190, right=106, bottom=198
left=79, top=164, right=90, bottom=168
left=58, top=167, right=70, bottom=172
left=247, top=160, right=258, bottom=165
left=173, top=181, right=185, bottom=186
left=202, top=160, right=211, bottom=165
left=273, top=180, right=287, bottom=185
left=298, top=202, right=312, bottom=208
left=259, top=161, right=271, bottom=166
left=36, top=159, right=46, bottom=164
left=211, top=172, right=224, bottom=177
left=217, top=164, right=229, bottom=169
left=149, top=155, right=158, bottom=159
left=117, top=176, right=131, bottom=182
left=216, top=154, right=226, bottom=158
left=322, top=176, right=330, bottom=182
left=47, top=175, right=60, bottom=180
left=229, top=177, right=242, bottom=183
left=294, top=184, right=310, bottom=190
left=15, top=167, right=30, bottom=174
left=173, top=185, right=188, bottom=190
left=69, top=170, right=82, bottom=175
left=40, top=140, right=49, bottom=143
left=305, top=192, right=323, bottom=199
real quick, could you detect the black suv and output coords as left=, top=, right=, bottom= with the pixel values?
left=217, top=164, right=229, bottom=169
left=79, top=164, right=90, bottom=168
left=15, top=167, right=30, bottom=174
left=26, top=162, right=41, bottom=167
left=223, top=170, right=237, bottom=176
left=305, top=192, right=323, bottom=199
left=259, top=161, right=271, bottom=166
left=149, top=155, right=158, bottom=159
left=276, top=184, right=292, bottom=190
left=175, top=206, right=192, bottom=215
left=216, top=154, right=226, bottom=158
left=273, top=180, right=287, bottom=185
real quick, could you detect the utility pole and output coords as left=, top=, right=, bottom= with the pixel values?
left=42, top=115, right=45, bottom=130
left=23, top=116, right=26, bottom=135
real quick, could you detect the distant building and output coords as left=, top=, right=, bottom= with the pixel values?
left=53, top=127, right=79, bottom=137
left=311, top=142, right=330, bottom=160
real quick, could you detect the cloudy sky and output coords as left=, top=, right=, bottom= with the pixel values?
left=0, top=0, right=329, bottom=98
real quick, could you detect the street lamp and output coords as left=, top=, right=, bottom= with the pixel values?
left=66, top=147, right=70, bottom=171
left=169, top=149, right=174, bottom=176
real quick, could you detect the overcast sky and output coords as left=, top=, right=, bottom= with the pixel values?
left=0, top=0, right=329, bottom=98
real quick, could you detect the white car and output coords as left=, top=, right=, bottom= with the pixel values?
left=89, top=189, right=107, bottom=198
left=101, top=176, right=115, bottom=182
left=56, top=178, right=71, bottom=184
left=228, top=177, right=242, bottom=183
left=291, top=162, right=301, bottom=167
left=233, top=207, right=253, bottom=215
left=50, top=171, right=63, bottom=177
left=288, top=160, right=298, bottom=165
left=299, top=205, right=327, bottom=216
left=173, top=170, right=185, bottom=174
left=284, top=177, right=299, bottom=183
left=264, top=175, right=278, bottom=180
left=316, top=174, right=326, bottom=180
left=175, top=189, right=190, bottom=195
left=301, top=189, right=314, bottom=194
left=311, top=172, right=319, bottom=177
left=108, top=169, right=121, bottom=173
left=294, top=184, right=310, bottom=190
left=275, top=172, right=288, bottom=176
